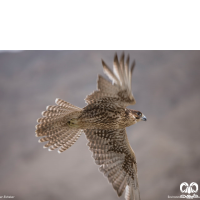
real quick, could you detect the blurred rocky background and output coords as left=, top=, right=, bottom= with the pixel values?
left=0, top=50, right=200, bottom=200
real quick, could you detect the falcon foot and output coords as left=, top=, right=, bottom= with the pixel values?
left=67, top=118, right=79, bottom=128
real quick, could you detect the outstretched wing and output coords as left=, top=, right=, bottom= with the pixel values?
left=85, top=53, right=136, bottom=108
left=84, top=129, right=140, bottom=200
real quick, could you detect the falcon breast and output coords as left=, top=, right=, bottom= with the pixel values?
left=35, top=53, right=147, bottom=200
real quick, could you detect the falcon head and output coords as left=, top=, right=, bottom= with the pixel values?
left=130, top=110, right=147, bottom=122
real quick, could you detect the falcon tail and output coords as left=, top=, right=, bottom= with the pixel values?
left=35, top=98, right=83, bottom=153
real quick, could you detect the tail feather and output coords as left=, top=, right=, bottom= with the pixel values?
left=35, top=121, right=64, bottom=136
left=36, top=125, right=64, bottom=137
left=58, top=130, right=82, bottom=153
left=55, top=98, right=82, bottom=110
left=38, top=128, right=66, bottom=143
left=41, top=110, right=67, bottom=117
left=37, top=115, right=65, bottom=124
left=46, top=105, right=66, bottom=111
left=43, top=129, right=68, bottom=148
left=49, top=129, right=79, bottom=150
left=35, top=98, right=82, bottom=153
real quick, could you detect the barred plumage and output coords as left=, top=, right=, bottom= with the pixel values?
left=35, top=53, right=146, bottom=200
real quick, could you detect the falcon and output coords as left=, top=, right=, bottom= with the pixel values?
left=35, top=53, right=147, bottom=200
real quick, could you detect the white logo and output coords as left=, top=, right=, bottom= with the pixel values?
left=168, top=182, right=200, bottom=199
left=180, top=182, right=198, bottom=194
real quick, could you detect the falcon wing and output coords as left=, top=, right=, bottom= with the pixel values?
left=85, top=53, right=136, bottom=108
left=84, top=129, right=140, bottom=200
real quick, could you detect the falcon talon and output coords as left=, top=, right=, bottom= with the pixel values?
left=67, top=119, right=79, bottom=128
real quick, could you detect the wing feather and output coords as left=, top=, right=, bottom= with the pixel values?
left=119, top=53, right=125, bottom=86
left=129, top=60, right=135, bottom=90
left=113, top=54, right=124, bottom=85
left=85, top=53, right=136, bottom=107
left=102, top=60, right=120, bottom=85
left=125, top=55, right=130, bottom=87
left=125, top=179, right=140, bottom=200
left=84, top=129, right=140, bottom=200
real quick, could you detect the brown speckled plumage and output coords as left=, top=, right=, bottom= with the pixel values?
left=35, top=53, right=146, bottom=200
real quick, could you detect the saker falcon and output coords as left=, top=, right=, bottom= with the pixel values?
left=35, top=53, right=147, bottom=200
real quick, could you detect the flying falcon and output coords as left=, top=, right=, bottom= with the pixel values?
left=35, top=53, right=147, bottom=200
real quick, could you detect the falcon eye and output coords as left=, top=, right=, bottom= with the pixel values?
left=137, top=112, right=142, bottom=116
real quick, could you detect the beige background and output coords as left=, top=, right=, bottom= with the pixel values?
left=0, top=51, right=200, bottom=200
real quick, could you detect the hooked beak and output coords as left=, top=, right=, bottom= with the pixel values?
left=141, top=115, right=147, bottom=121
